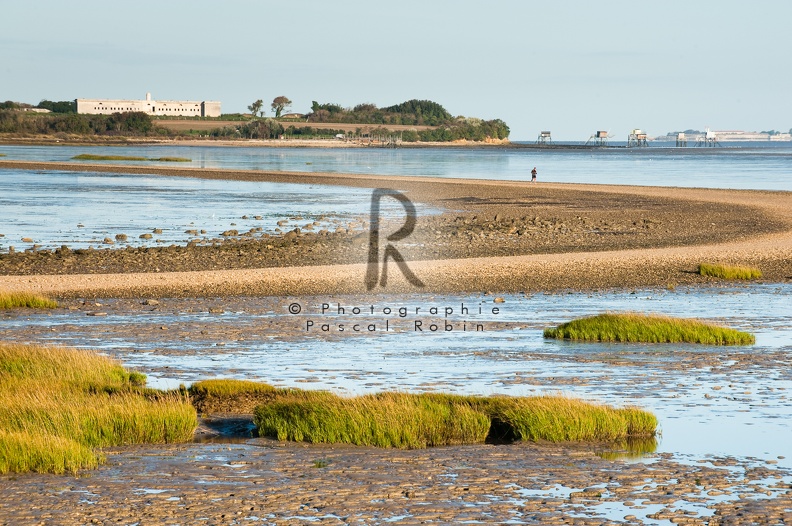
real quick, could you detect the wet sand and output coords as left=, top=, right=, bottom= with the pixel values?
left=2, top=440, right=789, bottom=524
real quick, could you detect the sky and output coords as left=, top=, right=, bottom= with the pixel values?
left=2, top=0, right=790, bottom=141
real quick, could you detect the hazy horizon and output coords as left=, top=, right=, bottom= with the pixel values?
left=2, top=1, right=790, bottom=141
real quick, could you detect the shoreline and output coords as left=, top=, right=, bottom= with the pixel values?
left=2, top=160, right=792, bottom=297
left=0, top=135, right=650, bottom=150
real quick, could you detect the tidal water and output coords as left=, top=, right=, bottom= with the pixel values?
left=2, top=142, right=792, bottom=189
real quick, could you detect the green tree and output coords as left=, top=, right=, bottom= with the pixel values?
left=271, top=96, right=292, bottom=118
left=248, top=99, right=264, bottom=117
left=37, top=100, right=76, bottom=113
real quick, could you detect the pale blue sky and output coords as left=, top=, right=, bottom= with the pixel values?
left=2, top=1, right=790, bottom=140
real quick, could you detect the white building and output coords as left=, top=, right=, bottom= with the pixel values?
left=76, top=93, right=221, bottom=117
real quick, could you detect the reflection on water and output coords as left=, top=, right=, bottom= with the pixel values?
left=596, top=437, right=659, bottom=460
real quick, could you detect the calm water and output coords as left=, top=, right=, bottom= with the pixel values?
left=1, top=142, right=792, bottom=189
left=0, top=168, right=436, bottom=251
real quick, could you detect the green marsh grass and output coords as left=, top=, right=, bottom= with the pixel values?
left=543, top=312, right=755, bottom=345
left=71, top=154, right=191, bottom=162
left=190, top=379, right=276, bottom=398
left=0, top=291, right=58, bottom=309
left=0, top=343, right=197, bottom=474
left=189, top=379, right=276, bottom=414
left=698, top=262, right=763, bottom=280
left=253, top=390, right=656, bottom=448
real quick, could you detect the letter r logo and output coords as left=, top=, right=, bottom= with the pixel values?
left=365, top=188, right=425, bottom=290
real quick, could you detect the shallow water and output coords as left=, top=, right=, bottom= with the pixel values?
left=4, top=283, right=791, bottom=468
left=0, top=168, right=435, bottom=251
left=2, top=142, right=792, bottom=189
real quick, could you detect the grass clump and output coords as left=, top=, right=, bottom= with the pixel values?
left=71, top=154, right=190, bottom=162
left=253, top=389, right=656, bottom=449
left=0, top=343, right=197, bottom=474
left=0, top=291, right=58, bottom=309
left=189, top=379, right=276, bottom=414
left=698, top=262, right=763, bottom=280
left=255, top=391, right=490, bottom=448
left=544, top=312, right=754, bottom=345
left=482, top=396, right=657, bottom=443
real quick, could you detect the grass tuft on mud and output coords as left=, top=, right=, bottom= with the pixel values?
left=698, top=262, right=763, bottom=280
left=253, top=390, right=656, bottom=448
left=190, top=379, right=276, bottom=414
left=543, top=312, right=754, bottom=345
left=0, top=343, right=196, bottom=474
left=0, top=291, right=58, bottom=309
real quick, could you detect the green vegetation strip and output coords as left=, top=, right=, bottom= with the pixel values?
left=0, top=343, right=196, bottom=474
left=544, top=312, right=754, bottom=345
left=698, top=262, right=763, bottom=280
left=0, top=291, right=57, bottom=309
left=253, top=390, right=656, bottom=448
left=71, top=154, right=191, bottom=162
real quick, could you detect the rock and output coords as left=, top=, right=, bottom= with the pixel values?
left=103, top=237, right=114, bottom=244
left=221, top=230, right=239, bottom=237
left=115, top=233, right=127, bottom=241
left=139, top=233, right=153, bottom=239
left=208, top=307, right=224, bottom=314
left=185, top=229, right=198, bottom=235
left=153, top=228, right=163, bottom=234
left=494, top=297, right=505, bottom=303
left=21, top=237, right=34, bottom=243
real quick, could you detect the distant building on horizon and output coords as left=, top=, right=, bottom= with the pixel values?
left=76, top=93, right=221, bottom=117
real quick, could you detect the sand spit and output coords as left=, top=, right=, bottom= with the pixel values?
left=1, top=160, right=792, bottom=297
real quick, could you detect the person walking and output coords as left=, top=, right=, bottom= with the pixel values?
left=531, top=167, right=537, bottom=182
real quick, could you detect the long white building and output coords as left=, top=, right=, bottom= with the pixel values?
left=76, top=93, right=221, bottom=117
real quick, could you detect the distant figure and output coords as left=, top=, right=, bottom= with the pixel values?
left=531, top=167, right=537, bottom=182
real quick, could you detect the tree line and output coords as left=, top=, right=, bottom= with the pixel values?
left=0, top=110, right=159, bottom=136
left=304, top=99, right=509, bottom=140
left=1, top=96, right=511, bottom=142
